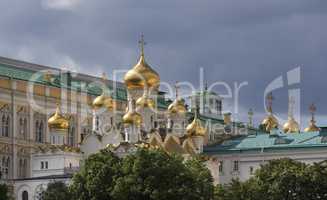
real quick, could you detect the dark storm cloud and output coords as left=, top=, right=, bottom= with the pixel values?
left=0, top=0, right=326, bottom=126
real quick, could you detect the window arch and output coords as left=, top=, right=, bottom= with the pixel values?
left=96, top=116, right=99, bottom=131
left=23, top=159, right=27, bottom=178
left=68, top=127, right=75, bottom=146
left=23, top=118, right=28, bottom=139
left=35, top=121, right=43, bottom=143
left=4, top=116, right=10, bottom=137
left=22, top=190, right=28, bottom=200
left=1, top=115, right=5, bottom=136
left=1, top=115, right=10, bottom=137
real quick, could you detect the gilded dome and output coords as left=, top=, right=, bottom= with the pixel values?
left=124, top=54, right=160, bottom=90
left=186, top=112, right=206, bottom=137
left=261, top=114, right=279, bottom=132
left=122, top=110, right=142, bottom=127
left=304, top=103, right=320, bottom=132
left=283, top=117, right=300, bottom=133
left=304, top=120, right=320, bottom=132
left=92, top=92, right=114, bottom=110
left=48, top=104, right=69, bottom=131
left=167, top=99, right=186, bottom=114
left=123, top=100, right=143, bottom=127
left=136, top=92, right=155, bottom=109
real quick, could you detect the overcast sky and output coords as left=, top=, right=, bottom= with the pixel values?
left=0, top=0, right=326, bottom=128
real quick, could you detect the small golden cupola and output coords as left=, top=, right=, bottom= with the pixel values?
left=304, top=103, right=320, bottom=132
left=136, top=90, right=155, bottom=109
left=124, top=35, right=160, bottom=90
left=92, top=73, right=114, bottom=110
left=186, top=107, right=206, bottom=137
left=48, top=104, right=69, bottom=131
left=168, top=82, right=186, bottom=114
left=261, top=93, right=279, bottom=132
left=283, top=97, right=300, bottom=133
left=123, top=99, right=143, bottom=127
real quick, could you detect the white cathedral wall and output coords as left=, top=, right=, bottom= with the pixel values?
left=31, top=152, right=81, bottom=178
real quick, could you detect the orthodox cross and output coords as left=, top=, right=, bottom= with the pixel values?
left=175, top=81, right=180, bottom=99
left=309, top=103, right=317, bottom=121
left=248, top=108, right=254, bottom=127
left=138, top=34, right=146, bottom=56
left=266, top=92, right=274, bottom=113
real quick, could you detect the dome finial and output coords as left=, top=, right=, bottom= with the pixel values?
left=266, top=92, right=274, bottom=113
left=309, top=103, right=317, bottom=121
left=174, top=81, right=180, bottom=99
left=138, top=34, right=146, bottom=57
left=248, top=108, right=254, bottom=127
left=283, top=96, right=300, bottom=133
left=304, top=103, right=320, bottom=132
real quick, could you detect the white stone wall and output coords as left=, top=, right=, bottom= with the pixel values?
left=210, top=148, right=327, bottom=185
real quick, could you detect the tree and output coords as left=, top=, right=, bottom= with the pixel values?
left=214, top=158, right=327, bottom=200
left=69, top=148, right=121, bottom=200
left=70, top=148, right=214, bottom=200
left=42, top=181, right=71, bottom=200
left=0, top=184, right=9, bottom=200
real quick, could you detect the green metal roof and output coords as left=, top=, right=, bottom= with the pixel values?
left=204, top=130, right=327, bottom=154
left=0, top=62, right=169, bottom=108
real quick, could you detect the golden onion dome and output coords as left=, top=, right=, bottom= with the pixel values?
left=261, top=114, right=279, bottom=132
left=124, top=54, right=160, bottom=90
left=92, top=93, right=106, bottom=108
left=168, top=99, right=186, bottom=114
left=304, top=104, right=320, bottom=132
left=186, top=111, right=206, bottom=137
left=168, top=82, right=186, bottom=114
left=92, top=73, right=114, bottom=110
left=136, top=92, right=155, bottom=109
left=283, top=117, right=300, bottom=133
left=48, top=104, right=69, bottom=131
left=304, top=120, right=320, bottom=132
left=123, top=100, right=143, bottom=127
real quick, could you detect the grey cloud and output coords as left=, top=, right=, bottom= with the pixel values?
left=0, top=0, right=326, bottom=125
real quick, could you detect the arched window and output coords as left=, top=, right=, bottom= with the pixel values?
left=22, top=190, right=28, bottom=200
left=23, top=159, right=27, bottom=178
left=1, top=115, right=5, bottom=136
left=23, top=118, right=28, bottom=140
left=39, top=122, right=43, bottom=143
left=69, top=127, right=75, bottom=146
left=4, top=116, right=10, bottom=137
left=96, top=116, right=99, bottom=131
left=1, top=115, right=10, bottom=137
left=19, top=159, right=23, bottom=178
left=35, top=121, right=43, bottom=143
left=150, top=116, right=154, bottom=128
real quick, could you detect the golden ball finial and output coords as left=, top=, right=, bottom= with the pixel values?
left=48, top=104, right=69, bottom=131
